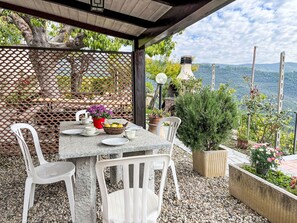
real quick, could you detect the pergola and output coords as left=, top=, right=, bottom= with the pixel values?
left=0, top=0, right=234, bottom=127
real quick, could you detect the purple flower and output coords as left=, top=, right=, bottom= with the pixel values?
left=87, top=105, right=113, bottom=119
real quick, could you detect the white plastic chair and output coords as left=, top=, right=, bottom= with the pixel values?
left=10, top=123, right=75, bottom=223
left=155, top=116, right=181, bottom=199
left=75, top=109, right=88, bottom=121
left=96, top=154, right=170, bottom=223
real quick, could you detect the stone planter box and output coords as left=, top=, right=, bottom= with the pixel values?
left=229, top=164, right=297, bottom=223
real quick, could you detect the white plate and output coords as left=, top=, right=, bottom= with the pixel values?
left=101, top=138, right=129, bottom=146
left=62, top=129, right=83, bottom=135
left=80, top=130, right=100, bottom=137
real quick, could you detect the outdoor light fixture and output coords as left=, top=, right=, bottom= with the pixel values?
left=90, top=0, right=104, bottom=12
left=156, top=73, right=168, bottom=109
left=177, top=56, right=195, bottom=80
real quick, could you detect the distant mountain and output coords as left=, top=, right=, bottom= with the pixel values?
left=194, top=63, right=297, bottom=112
left=234, top=62, right=297, bottom=73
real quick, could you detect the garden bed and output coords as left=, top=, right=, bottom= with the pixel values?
left=229, top=163, right=297, bottom=223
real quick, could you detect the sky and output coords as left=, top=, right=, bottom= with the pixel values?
left=170, top=0, right=297, bottom=65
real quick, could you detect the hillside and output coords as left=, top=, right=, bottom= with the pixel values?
left=238, top=62, right=297, bottom=73
left=194, top=63, right=297, bottom=112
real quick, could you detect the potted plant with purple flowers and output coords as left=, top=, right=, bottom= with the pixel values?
left=87, top=105, right=113, bottom=129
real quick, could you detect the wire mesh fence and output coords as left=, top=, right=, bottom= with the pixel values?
left=0, top=47, right=133, bottom=155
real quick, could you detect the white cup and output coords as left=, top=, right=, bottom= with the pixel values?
left=125, top=129, right=136, bottom=139
left=85, top=126, right=96, bottom=135
left=81, top=117, right=89, bottom=125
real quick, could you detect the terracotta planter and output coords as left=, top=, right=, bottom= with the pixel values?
left=237, top=138, right=249, bottom=149
left=229, top=164, right=297, bottom=223
left=148, top=117, right=162, bottom=135
left=93, top=117, right=105, bottom=129
left=192, top=149, right=228, bottom=177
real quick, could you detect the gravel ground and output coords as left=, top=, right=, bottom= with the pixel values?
left=0, top=146, right=269, bottom=223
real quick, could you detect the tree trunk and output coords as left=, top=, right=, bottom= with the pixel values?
left=66, top=53, right=92, bottom=98
left=8, top=12, right=85, bottom=99
left=29, top=50, right=63, bottom=98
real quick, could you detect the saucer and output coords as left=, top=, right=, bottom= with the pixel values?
left=62, top=129, right=83, bottom=135
left=80, top=130, right=100, bottom=137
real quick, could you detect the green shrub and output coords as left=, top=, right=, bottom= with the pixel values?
left=145, top=82, right=154, bottom=94
left=241, top=87, right=292, bottom=145
left=176, top=85, right=238, bottom=151
left=92, top=76, right=114, bottom=94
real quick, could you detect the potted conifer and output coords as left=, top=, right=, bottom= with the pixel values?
left=175, top=86, right=238, bottom=177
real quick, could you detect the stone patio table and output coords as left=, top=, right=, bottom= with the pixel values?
left=59, top=120, right=171, bottom=223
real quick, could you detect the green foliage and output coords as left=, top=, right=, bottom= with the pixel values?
left=57, top=76, right=114, bottom=98
left=30, top=17, right=45, bottom=27
left=243, top=165, right=297, bottom=196
left=145, top=82, right=154, bottom=94
left=241, top=86, right=292, bottom=145
left=146, top=58, right=201, bottom=98
left=238, top=125, right=248, bottom=140
left=146, top=36, right=176, bottom=57
left=178, top=78, right=203, bottom=95
left=146, top=58, right=198, bottom=81
left=70, top=28, right=127, bottom=51
left=146, top=108, right=169, bottom=119
left=280, top=130, right=295, bottom=155
left=164, top=60, right=181, bottom=79
left=237, top=111, right=248, bottom=140
left=145, top=58, right=167, bottom=78
left=92, top=76, right=115, bottom=94
left=0, top=15, right=22, bottom=45
left=176, top=85, right=238, bottom=151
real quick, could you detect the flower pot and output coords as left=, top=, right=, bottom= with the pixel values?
left=192, top=149, right=228, bottom=177
left=237, top=138, right=249, bottom=149
left=93, top=117, right=105, bottom=129
left=256, top=167, right=269, bottom=175
left=148, top=117, right=162, bottom=135
left=255, top=165, right=269, bottom=175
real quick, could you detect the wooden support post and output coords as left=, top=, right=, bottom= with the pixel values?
left=247, top=46, right=257, bottom=139
left=211, top=64, right=215, bottom=91
left=250, top=46, right=257, bottom=91
left=275, top=52, right=285, bottom=148
left=132, top=39, right=146, bottom=128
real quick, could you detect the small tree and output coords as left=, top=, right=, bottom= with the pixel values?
left=242, top=87, right=291, bottom=145
left=176, top=85, right=238, bottom=151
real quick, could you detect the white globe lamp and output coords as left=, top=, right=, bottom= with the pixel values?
left=155, top=73, right=167, bottom=109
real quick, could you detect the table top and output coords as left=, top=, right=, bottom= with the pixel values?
left=59, top=120, right=171, bottom=159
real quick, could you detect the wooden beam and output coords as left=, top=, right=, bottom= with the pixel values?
left=152, top=0, right=200, bottom=7
left=139, top=0, right=235, bottom=47
left=42, top=0, right=154, bottom=28
left=0, top=1, right=135, bottom=40
left=132, top=39, right=146, bottom=128
left=152, top=0, right=176, bottom=6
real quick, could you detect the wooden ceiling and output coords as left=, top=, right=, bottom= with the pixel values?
left=0, top=0, right=234, bottom=48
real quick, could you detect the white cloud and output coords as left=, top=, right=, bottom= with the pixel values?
left=171, top=0, right=297, bottom=64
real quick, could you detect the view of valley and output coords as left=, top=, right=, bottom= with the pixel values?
left=194, top=63, right=297, bottom=113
